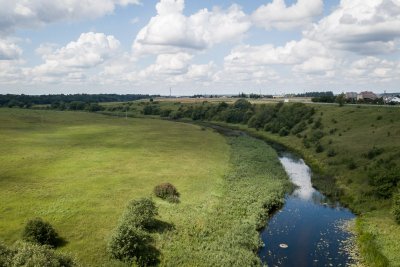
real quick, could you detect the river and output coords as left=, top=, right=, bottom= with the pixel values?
left=258, top=152, right=356, bottom=267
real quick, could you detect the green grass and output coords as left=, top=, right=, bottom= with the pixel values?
left=155, top=136, right=289, bottom=266
left=0, top=108, right=229, bottom=266
left=0, top=108, right=289, bottom=266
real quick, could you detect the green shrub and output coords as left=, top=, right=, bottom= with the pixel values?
left=278, top=127, right=290, bottom=136
left=365, top=146, right=384, bottom=159
left=291, top=121, right=307, bottom=135
left=0, top=241, right=76, bottom=267
left=311, top=130, right=325, bottom=141
left=327, top=149, right=336, bottom=157
left=108, top=224, right=153, bottom=264
left=369, top=169, right=399, bottom=199
left=160, top=109, right=172, bottom=117
left=22, top=218, right=59, bottom=247
left=312, top=118, right=323, bottom=129
left=108, top=198, right=159, bottom=265
left=315, top=143, right=324, bottom=153
left=302, top=138, right=311, bottom=148
left=392, top=191, right=400, bottom=224
left=122, top=198, right=158, bottom=229
left=347, top=159, right=357, bottom=170
left=0, top=242, right=13, bottom=266
left=154, top=183, right=180, bottom=203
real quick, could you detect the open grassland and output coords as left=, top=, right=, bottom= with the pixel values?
left=0, top=108, right=230, bottom=266
left=0, top=108, right=289, bottom=266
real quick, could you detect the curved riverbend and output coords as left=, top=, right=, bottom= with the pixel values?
left=185, top=122, right=357, bottom=266
left=259, top=152, right=356, bottom=267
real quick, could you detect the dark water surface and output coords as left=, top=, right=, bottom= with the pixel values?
left=259, top=153, right=355, bottom=267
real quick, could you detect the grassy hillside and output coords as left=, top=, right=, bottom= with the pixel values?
left=210, top=104, right=400, bottom=266
left=0, top=108, right=289, bottom=266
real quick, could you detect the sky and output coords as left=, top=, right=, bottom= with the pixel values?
left=0, top=0, right=400, bottom=96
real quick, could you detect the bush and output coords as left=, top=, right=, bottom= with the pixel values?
left=122, top=198, right=158, bottom=229
left=315, top=143, right=324, bottom=153
left=278, top=127, right=290, bottom=136
left=291, top=121, right=307, bottom=135
left=108, top=224, right=153, bottom=264
left=327, top=149, right=336, bottom=157
left=365, top=146, right=384, bottom=159
left=108, top=198, right=159, bottom=265
left=393, top=191, right=400, bottom=224
left=369, top=169, right=399, bottom=199
left=347, top=159, right=357, bottom=170
left=22, top=218, right=59, bottom=247
left=0, top=242, right=13, bottom=266
left=154, top=183, right=180, bottom=203
left=0, top=241, right=75, bottom=267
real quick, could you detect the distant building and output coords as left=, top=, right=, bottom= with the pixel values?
left=345, top=92, right=357, bottom=100
left=385, top=96, right=400, bottom=104
left=357, top=91, right=378, bottom=101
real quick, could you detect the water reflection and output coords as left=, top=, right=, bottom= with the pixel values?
left=259, top=154, right=355, bottom=267
left=279, top=156, right=315, bottom=200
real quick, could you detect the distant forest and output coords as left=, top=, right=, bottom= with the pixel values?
left=0, top=94, right=156, bottom=108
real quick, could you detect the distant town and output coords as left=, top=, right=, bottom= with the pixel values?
left=185, top=91, right=400, bottom=105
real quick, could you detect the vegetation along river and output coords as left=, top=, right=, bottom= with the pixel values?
left=258, top=152, right=356, bottom=267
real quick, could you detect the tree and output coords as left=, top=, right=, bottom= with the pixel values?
left=336, top=93, right=346, bottom=106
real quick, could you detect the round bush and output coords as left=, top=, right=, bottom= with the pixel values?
left=154, top=183, right=180, bottom=203
left=108, top=224, right=150, bottom=263
left=123, top=198, right=158, bottom=229
left=22, top=218, right=58, bottom=247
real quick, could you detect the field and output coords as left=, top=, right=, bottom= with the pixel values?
left=0, top=108, right=288, bottom=266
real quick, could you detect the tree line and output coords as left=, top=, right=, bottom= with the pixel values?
left=0, top=94, right=156, bottom=108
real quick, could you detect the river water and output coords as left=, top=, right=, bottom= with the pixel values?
left=259, top=152, right=356, bottom=267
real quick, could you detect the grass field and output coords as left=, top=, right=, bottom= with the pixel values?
left=0, top=108, right=230, bottom=266
left=0, top=108, right=289, bottom=266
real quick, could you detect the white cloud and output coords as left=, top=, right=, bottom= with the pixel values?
left=138, top=52, right=193, bottom=81
left=0, top=60, right=25, bottom=83
left=0, top=0, right=141, bottom=34
left=224, top=39, right=330, bottom=66
left=133, top=0, right=251, bottom=55
left=252, top=0, right=323, bottom=30
left=305, top=0, right=400, bottom=54
left=347, top=56, right=400, bottom=82
left=30, top=32, right=120, bottom=82
left=0, top=39, right=22, bottom=60
left=293, top=57, right=336, bottom=75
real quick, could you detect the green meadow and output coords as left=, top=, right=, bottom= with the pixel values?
left=0, top=108, right=288, bottom=266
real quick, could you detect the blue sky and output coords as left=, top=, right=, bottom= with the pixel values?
left=0, top=0, right=399, bottom=95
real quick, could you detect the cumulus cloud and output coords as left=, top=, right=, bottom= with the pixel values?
left=138, top=52, right=193, bottom=82
left=252, top=0, right=323, bottom=30
left=347, top=56, right=400, bottom=82
left=0, top=39, right=22, bottom=60
left=133, top=0, right=251, bottom=55
left=0, top=0, right=141, bottom=35
left=304, top=0, right=400, bottom=54
left=224, top=39, right=330, bottom=66
left=30, top=32, right=120, bottom=82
